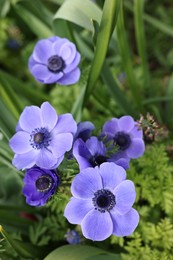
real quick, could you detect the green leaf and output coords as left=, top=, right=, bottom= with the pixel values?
left=0, top=0, right=10, bottom=17
left=44, top=245, right=114, bottom=260
left=102, top=63, right=137, bottom=117
left=83, top=0, right=121, bottom=105
left=54, top=0, right=102, bottom=32
left=0, top=70, right=49, bottom=105
left=13, top=2, right=52, bottom=37
left=124, top=1, right=173, bottom=37
left=116, top=1, right=142, bottom=112
left=0, top=225, right=36, bottom=259
left=134, top=0, right=151, bottom=93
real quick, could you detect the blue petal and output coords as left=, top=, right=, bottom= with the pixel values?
left=40, top=102, right=58, bottom=131
left=9, top=131, right=32, bottom=154
left=118, top=116, right=135, bottom=133
left=111, top=208, right=139, bottom=237
left=127, top=138, right=145, bottom=158
left=57, top=68, right=80, bottom=85
left=51, top=133, right=73, bottom=157
left=64, top=197, right=93, bottom=224
left=53, top=113, right=77, bottom=135
left=86, top=136, right=106, bottom=157
left=99, top=162, right=126, bottom=191
left=12, top=149, right=39, bottom=170
left=73, top=139, right=91, bottom=171
left=81, top=209, right=113, bottom=241
left=71, top=167, right=102, bottom=199
left=19, top=105, right=42, bottom=133
left=113, top=180, right=136, bottom=215
left=36, top=148, right=59, bottom=169
left=32, top=39, right=54, bottom=64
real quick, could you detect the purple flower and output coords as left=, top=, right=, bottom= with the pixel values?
left=9, top=102, right=77, bottom=170
left=73, top=136, right=130, bottom=170
left=74, top=121, right=95, bottom=143
left=28, top=36, right=81, bottom=85
left=23, top=166, right=60, bottom=206
left=102, top=116, right=145, bottom=159
left=64, top=162, right=139, bottom=241
left=65, top=230, right=81, bottom=244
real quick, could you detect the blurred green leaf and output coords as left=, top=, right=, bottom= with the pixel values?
left=44, top=245, right=117, bottom=260
left=54, top=0, right=102, bottom=32
left=13, top=2, right=52, bottom=37
left=134, top=0, right=151, bottom=93
left=0, top=0, right=10, bottom=17
left=83, top=0, right=121, bottom=105
left=125, top=1, right=173, bottom=37
left=116, top=1, right=142, bottom=112
left=0, top=225, right=39, bottom=259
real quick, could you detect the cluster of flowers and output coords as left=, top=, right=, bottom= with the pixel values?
left=9, top=36, right=145, bottom=241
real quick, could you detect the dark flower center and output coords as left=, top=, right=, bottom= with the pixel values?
left=89, top=155, right=107, bottom=167
left=92, top=189, right=116, bottom=213
left=47, top=55, right=65, bottom=73
left=30, top=127, right=51, bottom=150
left=34, top=133, right=44, bottom=144
left=36, top=175, right=53, bottom=192
left=114, top=131, right=131, bottom=150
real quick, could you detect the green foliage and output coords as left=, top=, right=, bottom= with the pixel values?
left=111, top=143, right=173, bottom=258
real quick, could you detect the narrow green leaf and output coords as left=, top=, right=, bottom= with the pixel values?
left=0, top=70, right=49, bottom=104
left=0, top=84, right=21, bottom=120
left=44, top=245, right=109, bottom=260
left=102, top=63, right=137, bottom=117
left=116, top=2, right=142, bottom=112
left=13, top=4, right=52, bottom=37
left=165, top=73, right=173, bottom=124
left=124, top=1, right=173, bottom=37
left=0, top=225, right=33, bottom=258
left=83, top=0, right=121, bottom=105
left=0, top=0, right=10, bottom=17
left=54, top=0, right=102, bottom=32
left=134, top=0, right=151, bottom=92
left=0, top=225, right=47, bottom=259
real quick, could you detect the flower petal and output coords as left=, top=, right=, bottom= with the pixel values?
left=46, top=72, right=63, bottom=84
left=32, top=39, right=54, bottom=64
left=19, top=105, right=42, bottom=133
left=12, top=150, right=39, bottom=170
left=63, top=52, right=81, bottom=73
left=59, top=42, right=76, bottom=64
left=71, top=167, right=102, bottom=199
left=51, top=133, right=73, bottom=157
left=74, top=121, right=95, bottom=142
left=131, top=126, right=143, bottom=139
left=53, top=38, right=69, bottom=55
left=113, top=180, right=136, bottom=215
left=40, top=102, right=58, bottom=131
left=81, top=209, right=113, bottom=241
left=73, top=139, right=91, bottom=170
left=54, top=113, right=77, bottom=135
left=99, top=162, right=126, bottom=191
left=118, top=116, right=135, bottom=133
left=127, top=138, right=145, bottom=158
left=57, top=68, right=80, bottom=85
left=30, top=64, right=51, bottom=83
left=36, top=148, right=58, bottom=169
left=64, top=197, right=93, bottom=224
left=86, top=137, right=106, bottom=157
left=102, top=118, right=119, bottom=137
left=111, top=208, right=139, bottom=237
left=108, top=157, right=130, bottom=170
left=9, top=131, right=32, bottom=154
left=28, top=55, right=37, bottom=69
